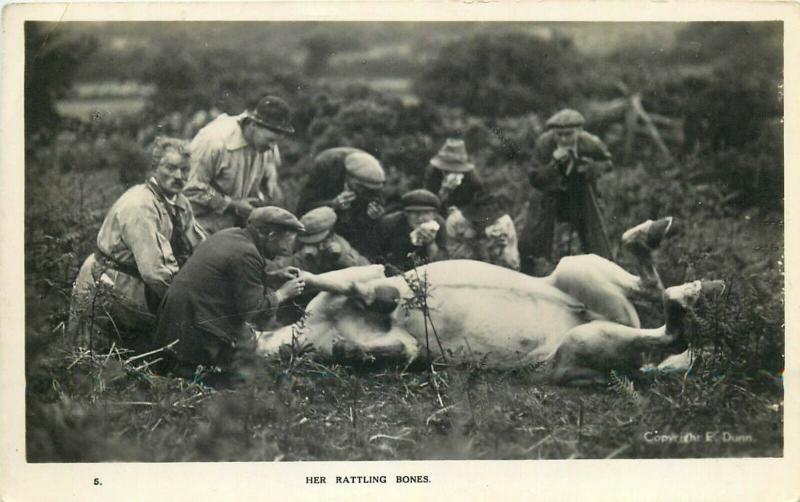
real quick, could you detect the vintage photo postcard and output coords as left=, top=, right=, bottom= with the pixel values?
left=2, top=1, right=798, bottom=500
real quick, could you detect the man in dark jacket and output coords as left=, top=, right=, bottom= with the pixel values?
left=296, top=147, right=386, bottom=259
left=154, top=207, right=306, bottom=376
left=520, top=109, right=614, bottom=275
left=377, top=189, right=447, bottom=271
left=423, top=138, right=484, bottom=215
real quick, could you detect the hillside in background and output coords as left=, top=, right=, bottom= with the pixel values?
left=54, top=22, right=679, bottom=84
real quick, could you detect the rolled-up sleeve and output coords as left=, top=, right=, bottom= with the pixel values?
left=262, top=145, right=283, bottom=203
left=185, top=137, right=231, bottom=215
left=118, top=204, right=179, bottom=298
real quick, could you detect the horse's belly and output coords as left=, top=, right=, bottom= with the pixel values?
left=394, top=284, right=585, bottom=365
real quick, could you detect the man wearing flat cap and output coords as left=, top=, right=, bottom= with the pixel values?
left=154, top=206, right=307, bottom=377
left=184, top=95, right=294, bottom=234
left=296, top=147, right=386, bottom=259
left=424, top=138, right=485, bottom=215
left=520, top=108, right=614, bottom=275
left=377, top=189, right=448, bottom=271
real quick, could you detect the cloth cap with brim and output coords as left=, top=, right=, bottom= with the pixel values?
left=460, top=193, right=506, bottom=227
left=546, top=109, right=586, bottom=129
left=298, top=206, right=337, bottom=244
left=248, top=96, right=295, bottom=134
left=430, top=138, right=474, bottom=173
left=247, top=206, right=305, bottom=232
left=401, top=189, right=440, bottom=211
left=345, top=151, right=385, bottom=189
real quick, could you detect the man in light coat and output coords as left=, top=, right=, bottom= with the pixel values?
left=446, top=192, right=520, bottom=271
left=68, top=137, right=207, bottom=352
left=184, top=96, right=294, bottom=233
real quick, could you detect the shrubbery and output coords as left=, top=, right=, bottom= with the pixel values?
left=24, top=23, right=784, bottom=461
left=415, top=32, right=584, bottom=118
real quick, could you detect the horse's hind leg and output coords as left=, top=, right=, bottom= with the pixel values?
left=546, top=254, right=642, bottom=327
left=621, top=216, right=675, bottom=293
left=548, top=280, right=726, bottom=385
left=549, top=321, right=671, bottom=386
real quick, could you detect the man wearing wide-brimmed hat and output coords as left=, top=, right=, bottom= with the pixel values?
left=184, top=95, right=294, bottom=234
left=445, top=192, right=520, bottom=271
left=154, top=207, right=307, bottom=379
left=520, top=109, right=614, bottom=275
left=296, top=147, right=387, bottom=259
left=377, top=189, right=448, bottom=270
left=424, top=138, right=485, bottom=214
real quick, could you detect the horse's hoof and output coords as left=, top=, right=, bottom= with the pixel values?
left=622, top=216, right=674, bottom=253
left=700, top=280, right=726, bottom=298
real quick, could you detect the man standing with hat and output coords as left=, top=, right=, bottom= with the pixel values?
left=154, top=206, right=307, bottom=378
left=446, top=192, right=520, bottom=270
left=184, top=95, right=295, bottom=234
left=296, top=147, right=386, bottom=259
left=424, top=138, right=485, bottom=214
left=377, top=189, right=448, bottom=271
left=520, top=108, right=614, bottom=275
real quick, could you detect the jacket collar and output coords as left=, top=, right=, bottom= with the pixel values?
left=225, top=112, right=251, bottom=151
left=147, top=177, right=190, bottom=212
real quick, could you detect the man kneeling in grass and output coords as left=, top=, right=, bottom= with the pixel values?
left=68, top=137, right=206, bottom=353
left=154, top=207, right=306, bottom=383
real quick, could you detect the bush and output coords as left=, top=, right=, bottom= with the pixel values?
left=25, top=24, right=98, bottom=137
left=415, top=32, right=586, bottom=118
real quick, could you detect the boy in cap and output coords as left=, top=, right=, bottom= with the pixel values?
left=184, top=95, right=294, bottom=233
left=377, top=189, right=448, bottom=271
left=520, top=109, right=614, bottom=275
left=154, top=207, right=307, bottom=379
left=68, top=137, right=206, bottom=352
left=268, top=206, right=370, bottom=324
left=424, top=138, right=485, bottom=214
left=446, top=192, right=520, bottom=271
left=275, top=206, right=370, bottom=274
left=296, top=147, right=386, bottom=259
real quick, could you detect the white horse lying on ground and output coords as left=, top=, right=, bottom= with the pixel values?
left=257, top=218, right=724, bottom=386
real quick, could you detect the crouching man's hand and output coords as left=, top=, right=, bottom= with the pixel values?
left=275, top=277, right=306, bottom=303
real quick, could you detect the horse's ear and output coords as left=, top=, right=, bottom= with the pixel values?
left=349, top=281, right=376, bottom=305
left=383, top=264, right=404, bottom=277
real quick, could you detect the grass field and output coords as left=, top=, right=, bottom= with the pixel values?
left=25, top=351, right=784, bottom=462
left=25, top=159, right=784, bottom=461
